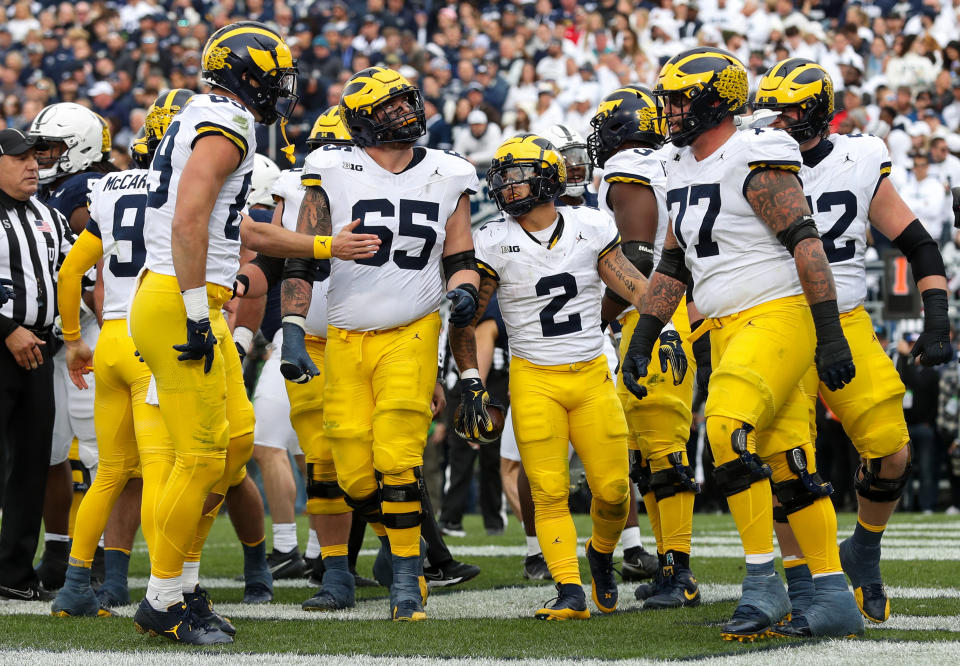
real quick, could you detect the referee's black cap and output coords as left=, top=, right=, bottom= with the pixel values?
left=0, top=129, right=43, bottom=156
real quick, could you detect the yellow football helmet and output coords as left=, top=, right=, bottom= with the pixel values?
left=339, top=66, right=425, bottom=147
left=587, top=85, right=666, bottom=168
left=130, top=126, right=151, bottom=169
left=94, top=112, right=112, bottom=161
left=655, top=47, right=748, bottom=147
left=754, top=58, right=835, bottom=144
left=201, top=21, right=298, bottom=126
left=144, top=89, right=194, bottom=156
left=307, top=106, right=353, bottom=150
left=486, top=134, right=566, bottom=217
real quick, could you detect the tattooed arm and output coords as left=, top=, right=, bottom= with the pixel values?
left=746, top=167, right=855, bottom=390
left=600, top=182, right=660, bottom=322
left=279, top=186, right=329, bottom=319
left=448, top=274, right=498, bottom=373
left=638, top=222, right=688, bottom=322
left=745, top=168, right=836, bottom=305
left=597, top=246, right=649, bottom=309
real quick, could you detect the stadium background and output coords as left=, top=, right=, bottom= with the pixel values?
left=0, top=0, right=959, bottom=661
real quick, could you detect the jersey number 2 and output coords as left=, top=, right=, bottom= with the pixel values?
left=805, top=190, right=856, bottom=263
left=537, top=273, right=582, bottom=337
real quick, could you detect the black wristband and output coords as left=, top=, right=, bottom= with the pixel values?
left=810, top=299, right=844, bottom=344
left=921, top=288, right=949, bottom=331
left=622, top=240, right=655, bottom=278
left=628, top=313, right=668, bottom=357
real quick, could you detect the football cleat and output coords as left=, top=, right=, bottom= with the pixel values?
left=769, top=573, right=864, bottom=638
left=534, top=583, right=591, bottom=620
left=91, top=547, right=105, bottom=587
left=783, top=562, right=815, bottom=619
left=390, top=553, right=427, bottom=622
left=720, top=572, right=790, bottom=642
left=242, top=573, right=273, bottom=605
left=585, top=539, right=618, bottom=613
left=634, top=577, right=663, bottom=601
left=51, top=574, right=112, bottom=618
left=302, top=557, right=355, bottom=611
left=184, top=586, right=236, bottom=636
left=839, top=537, right=889, bottom=623
left=133, top=599, right=233, bottom=645
left=621, top=545, right=659, bottom=581
left=0, top=582, right=55, bottom=601
left=522, top=553, right=552, bottom=581
left=643, top=568, right=700, bottom=610
left=352, top=567, right=379, bottom=588
left=438, top=521, right=466, bottom=538
left=372, top=535, right=392, bottom=588
left=95, top=582, right=130, bottom=608
left=266, top=547, right=311, bottom=580
left=423, top=559, right=481, bottom=588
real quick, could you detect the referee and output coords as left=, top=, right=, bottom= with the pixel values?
left=0, top=128, right=75, bottom=601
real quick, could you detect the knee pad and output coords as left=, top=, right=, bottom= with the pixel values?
left=380, top=468, right=424, bottom=530
left=855, top=454, right=911, bottom=503
left=344, top=489, right=383, bottom=525
left=711, top=424, right=772, bottom=497
left=70, top=457, right=93, bottom=493
left=770, top=447, right=833, bottom=515
left=594, top=476, right=630, bottom=507
left=650, top=452, right=700, bottom=500
left=533, top=469, right=569, bottom=506
left=629, top=451, right=652, bottom=495
left=305, top=462, right=348, bottom=514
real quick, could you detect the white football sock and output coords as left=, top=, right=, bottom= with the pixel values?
left=621, top=526, right=642, bottom=550
left=525, top=535, right=541, bottom=557
left=305, top=528, right=321, bottom=559
left=181, top=561, right=200, bottom=593
left=272, top=522, right=298, bottom=553
left=45, top=532, right=70, bottom=543
left=146, top=575, right=183, bottom=611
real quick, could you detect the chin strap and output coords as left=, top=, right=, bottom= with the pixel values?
left=279, top=117, right=295, bottom=165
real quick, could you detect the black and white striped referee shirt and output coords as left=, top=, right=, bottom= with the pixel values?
left=0, top=187, right=74, bottom=336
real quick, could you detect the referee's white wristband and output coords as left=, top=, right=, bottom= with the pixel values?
left=182, top=287, right=209, bottom=322
left=460, top=368, right=480, bottom=380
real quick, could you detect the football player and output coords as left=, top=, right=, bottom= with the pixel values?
left=462, top=133, right=682, bottom=620
left=541, top=124, right=597, bottom=208
left=51, top=90, right=195, bottom=621
left=29, top=102, right=114, bottom=590
left=589, top=86, right=703, bottom=608
left=622, top=47, right=863, bottom=640
left=755, top=59, right=953, bottom=627
left=128, top=22, right=379, bottom=643
left=280, top=66, right=482, bottom=621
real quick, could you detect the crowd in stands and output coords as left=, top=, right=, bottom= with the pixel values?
left=4, top=0, right=960, bottom=514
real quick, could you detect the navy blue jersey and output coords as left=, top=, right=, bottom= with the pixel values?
left=44, top=172, right=103, bottom=220
left=248, top=207, right=283, bottom=341
left=556, top=190, right=598, bottom=208
left=478, top=291, right=509, bottom=352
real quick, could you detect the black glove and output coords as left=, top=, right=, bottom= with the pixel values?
left=454, top=376, right=494, bottom=440
left=445, top=283, right=479, bottom=328
left=912, top=288, right=953, bottom=366
left=811, top=300, right=855, bottom=391
left=279, top=319, right=319, bottom=384
left=658, top=330, right=687, bottom=386
left=173, top=318, right=217, bottom=374
left=691, top=328, right=712, bottom=397
left=621, top=314, right=667, bottom=400
left=0, top=277, right=14, bottom=306
left=235, top=341, right=247, bottom=363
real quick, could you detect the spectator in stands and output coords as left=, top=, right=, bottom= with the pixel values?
left=930, top=136, right=960, bottom=187
left=897, top=332, right=943, bottom=514
left=453, top=109, right=501, bottom=170
left=901, top=151, right=951, bottom=244
left=420, top=97, right=453, bottom=152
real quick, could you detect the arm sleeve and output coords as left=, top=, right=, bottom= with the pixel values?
left=57, top=229, right=103, bottom=341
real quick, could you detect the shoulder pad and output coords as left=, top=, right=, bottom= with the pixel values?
left=436, top=148, right=478, bottom=175
left=742, top=127, right=801, bottom=172
left=185, top=94, right=256, bottom=154
left=474, top=217, right=510, bottom=245
left=272, top=168, right=303, bottom=200
left=567, top=205, right=614, bottom=231
left=602, top=148, right=660, bottom=185
left=302, top=146, right=348, bottom=173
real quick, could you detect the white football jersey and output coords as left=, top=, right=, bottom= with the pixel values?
left=666, top=128, right=803, bottom=318
left=598, top=146, right=670, bottom=266
left=473, top=206, right=621, bottom=366
left=301, top=146, right=480, bottom=331
left=87, top=169, right=151, bottom=320
left=272, top=167, right=330, bottom=338
left=143, top=93, right=257, bottom=289
left=799, top=133, right=891, bottom=313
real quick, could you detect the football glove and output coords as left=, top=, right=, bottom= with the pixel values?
left=621, top=314, right=667, bottom=400
left=235, top=341, right=247, bottom=363
left=173, top=318, right=217, bottom=374
left=658, top=330, right=687, bottom=386
left=454, top=377, right=495, bottom=441
left=811, top=300, right=855, bottom=391
left=912, top=289, right=953, bottom=366
left=0, top=277, right=14, bottom=306
left=445, top=283, right=479, bottom=328
left=279, top=318, right=318, bottom=384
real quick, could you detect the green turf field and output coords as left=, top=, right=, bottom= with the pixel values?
left=1, top=511, right=958, bottom=663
